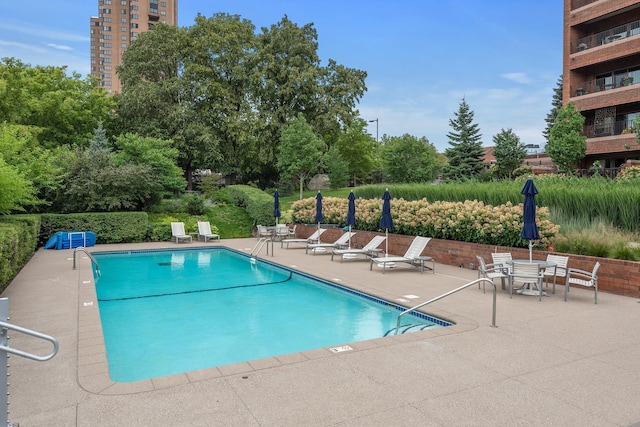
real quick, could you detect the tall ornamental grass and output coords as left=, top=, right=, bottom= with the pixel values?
left=291, top=197, right=558, bottom=249
left=354, top=175, right=640, bottom=232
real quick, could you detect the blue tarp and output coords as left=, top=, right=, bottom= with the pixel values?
left=44, top=231, right=96, bottom=250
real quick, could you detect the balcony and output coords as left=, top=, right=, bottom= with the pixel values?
left=571, top=0, right=599, bottom=9
left=573, top=20, right=640, bottom=53
left=573, top=70, right=640, bottom=97
left=583, top=119, right=638, bottom=138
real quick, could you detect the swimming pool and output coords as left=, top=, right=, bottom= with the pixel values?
left=93, top=248, right=450, bottom=382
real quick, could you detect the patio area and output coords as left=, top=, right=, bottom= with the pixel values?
left=3, top=238, right=640, bottom=426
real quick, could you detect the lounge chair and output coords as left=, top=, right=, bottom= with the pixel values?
left=197, top=221, right=220, bottom=242
left=306, top=232, right=355, bottom=255
left=331, top=235, right=386, bottom=262
left=171, top=222, right=192, bottom=244
left=281, top=228, right=326, bottom=249
left=370, top=236, right=432, bottom=273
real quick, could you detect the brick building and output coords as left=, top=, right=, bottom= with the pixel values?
left=564, top=0, right=640, bottom=173
left=90, top=0, right=178, bottom=93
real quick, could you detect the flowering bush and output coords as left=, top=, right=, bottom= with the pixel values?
left=292, top=196, right=559, bottom=249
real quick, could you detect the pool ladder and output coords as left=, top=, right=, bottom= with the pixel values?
left=394, top=278, right=497, bottom=334
left=0, top=297, right=58, bottom=427
left=73, top=246, right=101, bottom=276
left=251, top=238, right=273, bottom=257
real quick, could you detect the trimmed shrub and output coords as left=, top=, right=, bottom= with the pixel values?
left=39, top=212, right=148, bottom=245
left=226, top=185, right=274, bottom=226
left=0, top=215, right=40, bottom=291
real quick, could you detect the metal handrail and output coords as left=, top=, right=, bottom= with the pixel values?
left=73, top=246, right=101, bottom=276
left=0, top=321, right=59, bottom=362
left=251, top=238, right=273, bottom=257
left=396, top=278, right=497, bottom=334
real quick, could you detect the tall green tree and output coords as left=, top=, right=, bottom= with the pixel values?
left=543, top=75, right=563, bottom=144
left=113, top=23, right=214, bottom=189
left=379, top=134, right=440, bottom=183
left=547, top=102, right=586, bottom=173
left=0, top=123, right=70, bottom=210
left=0, top=57, right=114, bottom=147
left=277, top=115, right=325, bottom=199
left=325, top=145, right=350, bottom=189
left=492, top=128, right=527, bottom=179
left=0, top=156, right=36, bottom=214
left=185, top=13, right=259, bottom=178
left=335, top=119, right=376, bottom=185
left=113, top=134, right=186, bottom=209
left=256, top=16, right=367, bottom=181
left=444, top=98, right=485, bottom=180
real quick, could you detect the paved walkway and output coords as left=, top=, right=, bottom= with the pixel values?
left=3, top=239, right=640, bottom=426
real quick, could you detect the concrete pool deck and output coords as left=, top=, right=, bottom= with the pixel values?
left=3, top=239, right=640, bottom=426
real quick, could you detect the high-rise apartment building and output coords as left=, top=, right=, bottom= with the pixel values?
left=90, top=0, right=178, bottom=93
left=564, top=0, right=640, bottom=173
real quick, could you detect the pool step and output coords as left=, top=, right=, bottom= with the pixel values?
left=384, top=323, right=433, bottom=336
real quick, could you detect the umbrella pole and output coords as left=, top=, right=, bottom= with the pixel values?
left=385, top=229, right=389, bottom=257
left=348, top=225, right=352, bottom=249
left=529, top=241, right=533, bottom=262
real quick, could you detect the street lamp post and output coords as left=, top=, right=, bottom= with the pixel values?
left=368, top=118, right=378, bottom=143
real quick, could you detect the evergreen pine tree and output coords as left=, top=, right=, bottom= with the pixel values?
left=444, top=98, right=484, bottom=180
left=543, top=75, right=563, bottom=144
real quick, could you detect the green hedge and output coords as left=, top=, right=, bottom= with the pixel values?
left=226, top=185, right=274, bottom=226
left=39, top=212, right=148, bottom=246
left=0, top=215, right=40, bottom=291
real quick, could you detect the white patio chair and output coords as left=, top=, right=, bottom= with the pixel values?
left=508, top=261, right=544, bottom=301
left=543, top=254, right=569, bottom=294
left=565, top=261, right=600, bottom=304
left=476, top=255, right=508, bottom=292
left=170, top=222, right=192, bottom=244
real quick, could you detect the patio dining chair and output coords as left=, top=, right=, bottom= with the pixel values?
left=508, top=262, right=544, bottom=301
left=476, top=255, right=508, bottom=292
left=543, top=254, right=569, bottom=294
left=491, top=252, right=512, bottom=275
left=565, top=261, right=600, bottom=304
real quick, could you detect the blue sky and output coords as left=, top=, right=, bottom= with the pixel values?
left=0, top=1, right=563, bottom=152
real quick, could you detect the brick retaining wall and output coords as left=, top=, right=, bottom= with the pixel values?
left=294, top=224, right=640, bottom=298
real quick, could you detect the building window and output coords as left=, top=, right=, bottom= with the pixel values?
left=121, top=18, right=127, bottom=23
left=104, top=43, right=111, bottom=48
left=104, top=26, right=111, bottom=31
left=121, top=35, right=127, bottom=40
left=105, top=65, right=112, bottom=70
left=131, top=14, right=138, bottom=19
left=104, top=17, right=111, bottom=22
left=132, top=5, right=138, bottom=10
left=103, top=0, right=111, bottom=3
left=121, top=43, right=127, bottom=48
left=104, top=35, right=111, bottom=40
left=161, top=10, right=166, bottom=16
left=121, top=26, right=127, bottom=32
left=161, top=1, right=166, bottom=5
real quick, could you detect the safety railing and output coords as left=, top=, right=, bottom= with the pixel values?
left=73, top=246, right=101, bottom=276
left=0, top=297, right=58, bottom=427
left=396, top=278, right=497, bottom=334
left=251, top=238, right=273, bottom=257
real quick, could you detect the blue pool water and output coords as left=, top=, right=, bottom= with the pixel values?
left=93, top=248, right=450, bottom=382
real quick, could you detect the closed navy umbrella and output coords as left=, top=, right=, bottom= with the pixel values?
left=273, top=189, right=281, bottom=225
left=380, top=189, right=394, bottom=256
left=346, top=191, right=356, bottom=249
left=315, top=191, right=323, bottom=235
left=520, top=177, right=540, bottom=262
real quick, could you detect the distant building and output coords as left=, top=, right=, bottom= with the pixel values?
left=89, top=0, right=178, bottom=93
left=563, top=0, right=640, bottom=174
